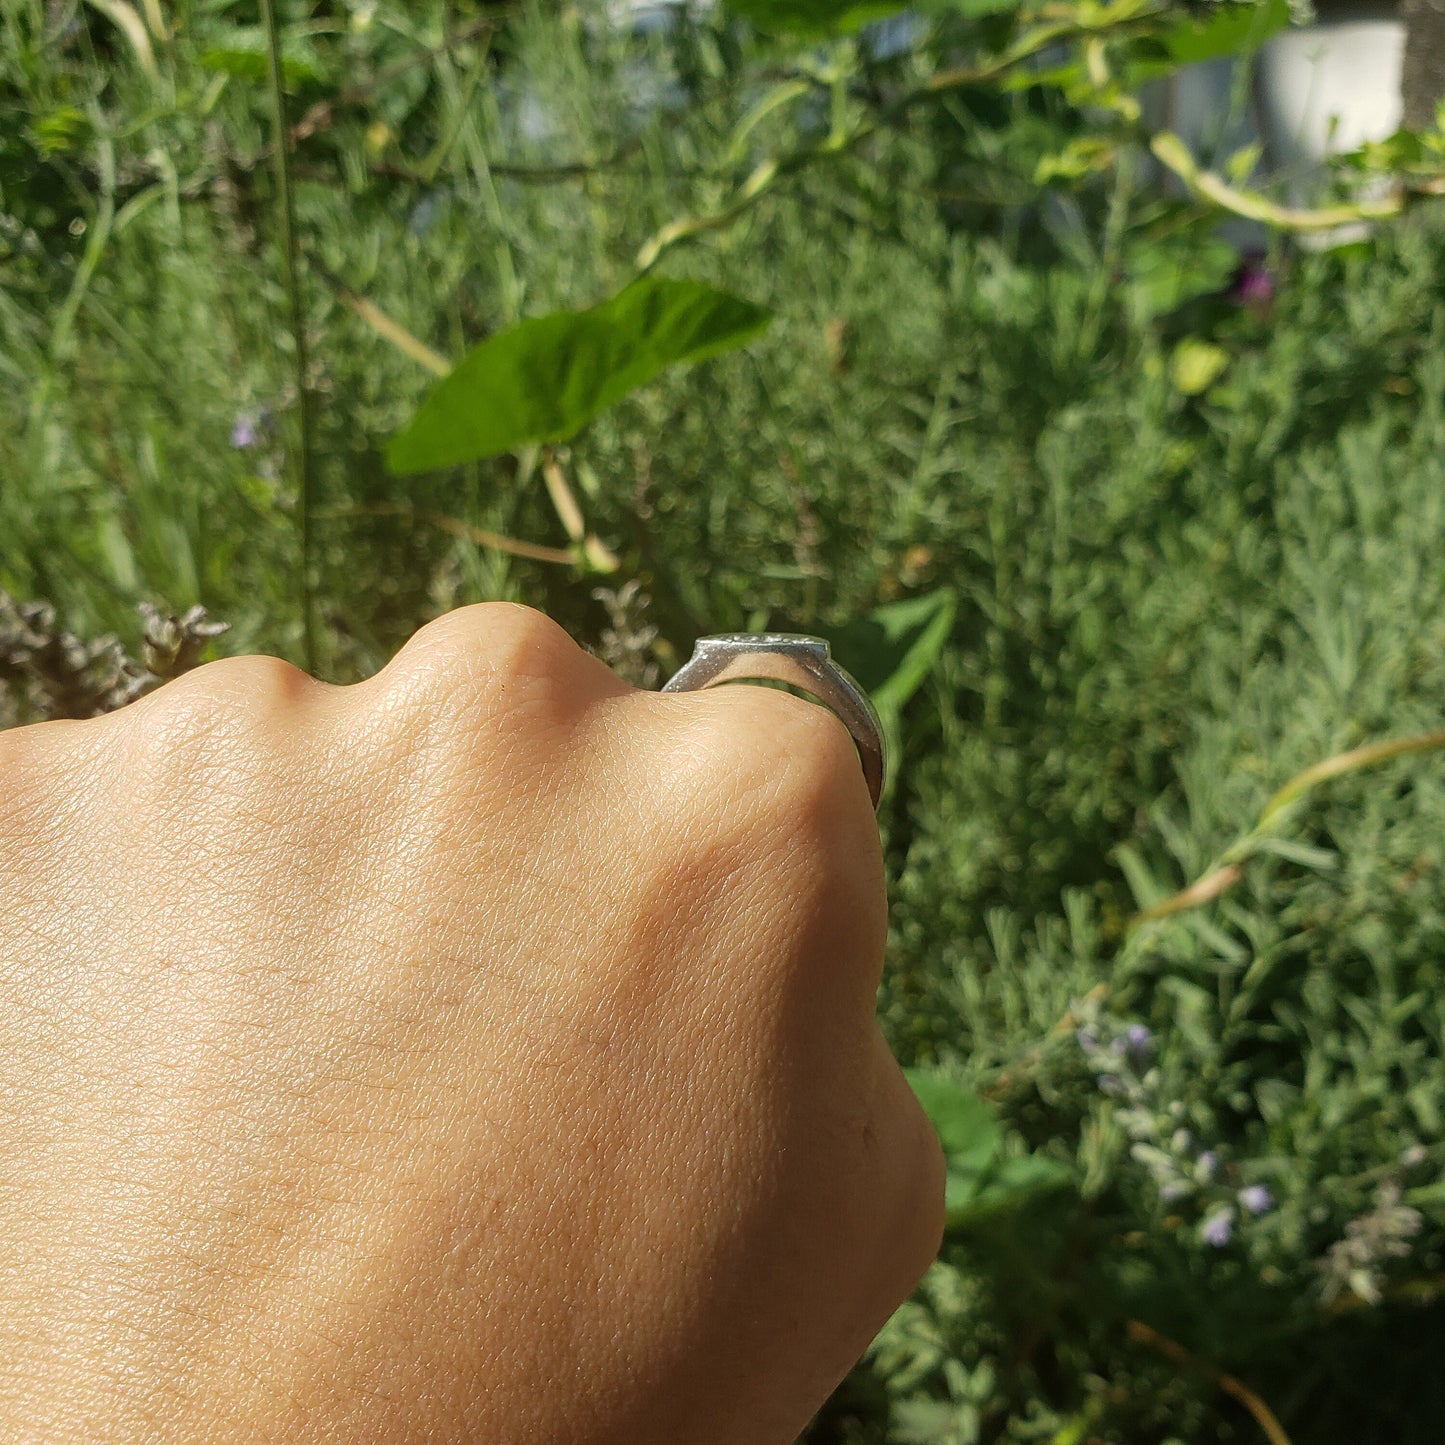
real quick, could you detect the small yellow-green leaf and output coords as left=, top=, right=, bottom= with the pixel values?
left=1225, top=140, right=1264, bottom=184
left=1035, top=137, right=1116, bottom=185
left=1170, top=338, right=1230, bottom=396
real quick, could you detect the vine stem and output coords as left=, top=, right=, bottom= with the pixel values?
left=260, top=0, right=317, bottom=675
left=633, top=6, right=1169, bottom=272
left=1129, top=728, right=1445, bottom=927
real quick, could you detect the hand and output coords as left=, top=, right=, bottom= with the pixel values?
left=0, top=604, right=943, bottom=1444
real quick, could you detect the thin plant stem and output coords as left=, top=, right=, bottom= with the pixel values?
left=259, top=0, right=317, bottom=674
left=1129, top=728, right=1445, bottom=927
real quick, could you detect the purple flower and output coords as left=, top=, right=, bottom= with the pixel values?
left=1076, top=1025, right=1099, bottom=1056
left=1160, top=1179, right=1191, bottom=1203
left=1239, top=1185, right=1274, bottom=1216
left=1196, top=1150, right=1219, bottom=1183
left=1122, top=1024, right=1153, bottom=1062
left=1200, top=1206, right=1235, bottom=1247
left=231, top=413, right=260, bottom=449
left=1228, top=254, right=1274, bottom=312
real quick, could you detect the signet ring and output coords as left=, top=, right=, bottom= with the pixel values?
left=662, top=634, right=885, bottom=810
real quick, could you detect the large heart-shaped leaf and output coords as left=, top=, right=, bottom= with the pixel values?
left=387, top=278, right=771, bottom=474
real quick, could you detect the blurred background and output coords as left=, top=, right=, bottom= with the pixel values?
left=3, top=0, right=1444, bottom=1439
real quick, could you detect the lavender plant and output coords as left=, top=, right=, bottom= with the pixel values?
left=0, top=593, right=228, bottom=726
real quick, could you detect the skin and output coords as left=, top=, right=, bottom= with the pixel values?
left=0, top=603, right=944, bottom=1444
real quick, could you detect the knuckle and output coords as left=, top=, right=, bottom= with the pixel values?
left=134, top=655, right=311, bottom=738
left=117, top=656, right=316, bottom=797
left=402, top=602, right=571, bottom=672
left=475, top=603, right=588, bottom=691
left=374, top=604, right=612, bottom=737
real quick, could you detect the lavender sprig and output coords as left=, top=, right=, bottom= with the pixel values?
left=0, top=593, right=229, bottom=725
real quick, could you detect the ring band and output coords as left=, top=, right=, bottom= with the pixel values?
left=661, top=634, right=885, bottom=810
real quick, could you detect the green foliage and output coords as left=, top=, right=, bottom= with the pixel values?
left=908, top=1069, right=1071, bottom=1229
left=725, top=0, right=908, bottom=37
left=388, top=278, right=771, bottom=472
left=3, top=1, right=1445, bottom=1441
left=1131, top=0, right=1292, bottom=76
left=199, top=30, right=329, bottom=88
left=829, top=589, right=957, bottom=719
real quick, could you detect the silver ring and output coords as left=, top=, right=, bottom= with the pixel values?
left=661, top=634, right=885, bottom=810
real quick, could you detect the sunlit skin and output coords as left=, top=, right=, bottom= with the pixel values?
left=0, top=603, right=944, bottom=1444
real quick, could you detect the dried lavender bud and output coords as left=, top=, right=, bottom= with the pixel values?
left=0, top=591, right=229, bottom=726
left=0, top=593, right=140, bottom=719
left=1318, top=1181, right=1424, bottom=1305
left=138, top=603, right=230, bottom=681
left=592, top=580, right=660, bottom=688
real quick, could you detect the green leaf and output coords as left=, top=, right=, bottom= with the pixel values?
left=1035, top=137, right=1116, bottom=186
left=30, top=105, right=92, bottom=157
left=826, top=588, right=956, bottom=718
left=1126, top=0, right=1290, bottom=81
left=1164, top=0, right=1290, bottom=65
left=1169, top=337, right=1230, bottom=396
left=200, top=32, right=327, bottom=87
left=906, top=1071, right=1071, bottom=1231
left=1126, top=234, right=1239, bottom=320
left=724, top=0, right=908, bottom=38
left=1121, top=219, right=1236, bottom=322
left=387, top=279, right=771, bottom=473
left=1225, top=140, right=1264, bottom=185
left=949, top=1154, right=1072, bottom=1227
left=1245, top=835, right=1340, bottom=870
left=1114, top=842, right=1169, bottom=910
left=923, top=0, right=1020, bottom=19
left=905, top=1069, right=1001, bottom=1172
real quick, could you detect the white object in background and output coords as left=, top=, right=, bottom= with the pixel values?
left=1255, top=8, right=1405, bottom=244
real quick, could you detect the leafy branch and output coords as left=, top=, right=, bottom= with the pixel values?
left=635, top=0, right=1181, bottom=271
left=1148, top=132, right=1408, bottom=233
left=636, top=0, right=1445, bottom=273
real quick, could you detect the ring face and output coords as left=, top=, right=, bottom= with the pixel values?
left=661, top=633, right=885, bottom=810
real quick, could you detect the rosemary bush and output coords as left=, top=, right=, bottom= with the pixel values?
left=3, top=1, right=1444, bottom=1440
